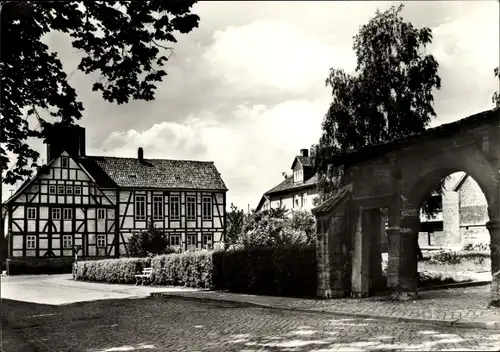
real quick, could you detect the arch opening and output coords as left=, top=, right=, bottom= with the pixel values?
left=406, top=169, right=492, bottom=286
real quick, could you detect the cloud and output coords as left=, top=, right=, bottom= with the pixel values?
left=97, top=99, right=325, bottom=209
left=428, top=0, right=500, bottom=125
left=203, top=18, right=355, bottom=93
left=2, top=1, right=499, bottom=210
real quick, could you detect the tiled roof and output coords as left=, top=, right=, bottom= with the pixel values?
left=311, top=183, right=352, bottom=216
left=327, top=108, right=499, bottom=166
left=292, top=156, right=312, bottom=169
left=80, top=156, right=227, bottom=191
left=265, top=173, right=318, bottom=196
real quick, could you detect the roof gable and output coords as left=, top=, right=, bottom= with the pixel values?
left=5, top=151, right=112, bottom=205
left=264, top=173, right=318, bottom=196
left=291, top=156, right=312, bottom=170
left=452, top=173, right=469, bottom=192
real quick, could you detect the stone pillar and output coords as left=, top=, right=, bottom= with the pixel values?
left=328, top=215, right=348, bottom=297
left=316, top=216, right=332, bottom=298
left=369, top=209, right=385, bottom=293
left=386, top=204, right=419, bottom=300
left=487, top=219, right=500, bottom=307
left=351, top=208, right=371, bottom=298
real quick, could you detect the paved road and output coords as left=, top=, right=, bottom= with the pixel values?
left=2, top=296, right=500, bottom=352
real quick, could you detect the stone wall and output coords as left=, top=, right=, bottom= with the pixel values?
left=458, top=176, right=490, bottom=246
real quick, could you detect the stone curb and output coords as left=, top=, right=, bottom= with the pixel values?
left=151, top=292, right=500, bottom=331
left=370, top=280, right=491, bottom=297
left=418, top=280, right=491, bottom=292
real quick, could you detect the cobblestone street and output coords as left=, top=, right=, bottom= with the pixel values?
left=2, top=296, right=500, bottom=352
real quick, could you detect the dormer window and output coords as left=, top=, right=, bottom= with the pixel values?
left=294, top=170, right=303, bottom=184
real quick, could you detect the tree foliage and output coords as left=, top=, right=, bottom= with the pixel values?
left=312, top=4, right=444, bottom=216
left=127, top=220, right=175, bottom=258
left=493, top=67, right=500, bottom=108
left=223, top=205, right=315, bottom=249
left=0, top=1, right=200, bottom=184
left=224, top=203, right=245, bottom=250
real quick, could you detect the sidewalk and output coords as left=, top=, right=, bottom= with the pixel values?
left=152, top=284, right=500, bottom=330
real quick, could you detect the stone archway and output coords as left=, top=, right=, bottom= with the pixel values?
left=313, top=108, right=500, bottom=306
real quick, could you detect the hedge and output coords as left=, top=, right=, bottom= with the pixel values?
left=7, top=258, right=75, bottom=275
left=73, top=257, right=151, bottom=284
left=213, top=244, right=317, bottom=298
left=73, top=245, right=317, bottom=297
left=151, top=250, right=213, bottom=288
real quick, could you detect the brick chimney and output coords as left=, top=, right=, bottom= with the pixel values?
left=300, top=149, right=309, bottom=157
left=46, top=125, right=86, bottom=163
left=138, top=147, right=144, bottom=163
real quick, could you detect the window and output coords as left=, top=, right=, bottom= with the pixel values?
left=135, top=195, right=146, bottom=220
left=202, top=197, right=212, bottom=220
left=97, top=234, right=106, bottom=247
left=57, top=185, right=65, bottom=194
left=170, top=196, right=180, bottom=220
left=295, top=197, right=299, bottom=207
left=63, top=235, right=73, bottom=248
left=27, top=207, right=36, bottom=219
left=186, top=196, right=196, bottom=220
left=63, top=208, right=73, bottom=220
left=49, top=185, right=56, bottom=194
left=66, top=186, right=73, bottom=195
left=169, top=235, right=181, bottom=246
left=52, top=208, right=61, bottom=220
left=152, top=196, right=164, bottom=220
left=74, top=186, right=82, bottom=195
left=202, top=234, right=213, bottom=249
left=26, top=235, right=36, bottom=249
left=97, top=208, right=106, bottom=220
left=61, top=157, right=69, bottom=168
left=302, top=193, right=307, bottom=206
left=187, top=234, right=196, bottom=247
left=294, top=170, right=303, bottom=183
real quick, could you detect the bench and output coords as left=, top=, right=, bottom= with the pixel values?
left=134, top=267, right=152, bottom=286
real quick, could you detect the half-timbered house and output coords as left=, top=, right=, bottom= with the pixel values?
left=4, top=125, right=227, bottom=271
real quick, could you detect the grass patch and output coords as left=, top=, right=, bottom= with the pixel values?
left=381, top=250, right=491, bottom=288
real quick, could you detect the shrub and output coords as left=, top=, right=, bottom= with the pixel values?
left=213, top=244, right=317, bottom=298
left=463, top=242, right=490, bottom=252
left=73, top=258, right=151, bottom=284
left=128, top=220, right=176, bottom=257
left=428, top=251, right=462, bottom=265
left=151, top=250, right=214, bottom=289
left=290, top=210, right=316, bottom=244
left=238, top=207, right=312, bottom=249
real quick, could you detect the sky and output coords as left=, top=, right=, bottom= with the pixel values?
left=2, top=1, right=499, bottom=210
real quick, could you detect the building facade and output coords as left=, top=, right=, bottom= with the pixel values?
left=418, top=172, right=490, bottom=249
left=256, top=149, right=318, bottom=214
left=4, top=125, right=227, bottom=265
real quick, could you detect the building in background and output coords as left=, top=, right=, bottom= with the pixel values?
left=4, top=125, right=227, bottom=272
left=419, top=172, right=490, bottom=249
left=256, top=149, right=318, bottom=214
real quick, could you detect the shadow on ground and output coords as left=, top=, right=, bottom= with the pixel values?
left=1, top=297, right=499, bottom=352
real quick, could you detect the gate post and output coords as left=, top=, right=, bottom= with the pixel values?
left=312, top=186, right=351, bottom=299
left=387, top=203, right=419, bottom=300
left=487, top=219, right=500, bottom=307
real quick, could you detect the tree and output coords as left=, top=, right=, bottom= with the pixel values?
left=224, top=203, right=245, bottom=250
left=237, top=206, right=311, bottom=249
left=127, top=219, right=174, bottom=257
left=290, top=210, right=316, bottom=244
left=493, top=67, right=500, bottom=108
left=313, top=4, right=444, bottom=216
left=0, top=1, right=200, bottom=184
